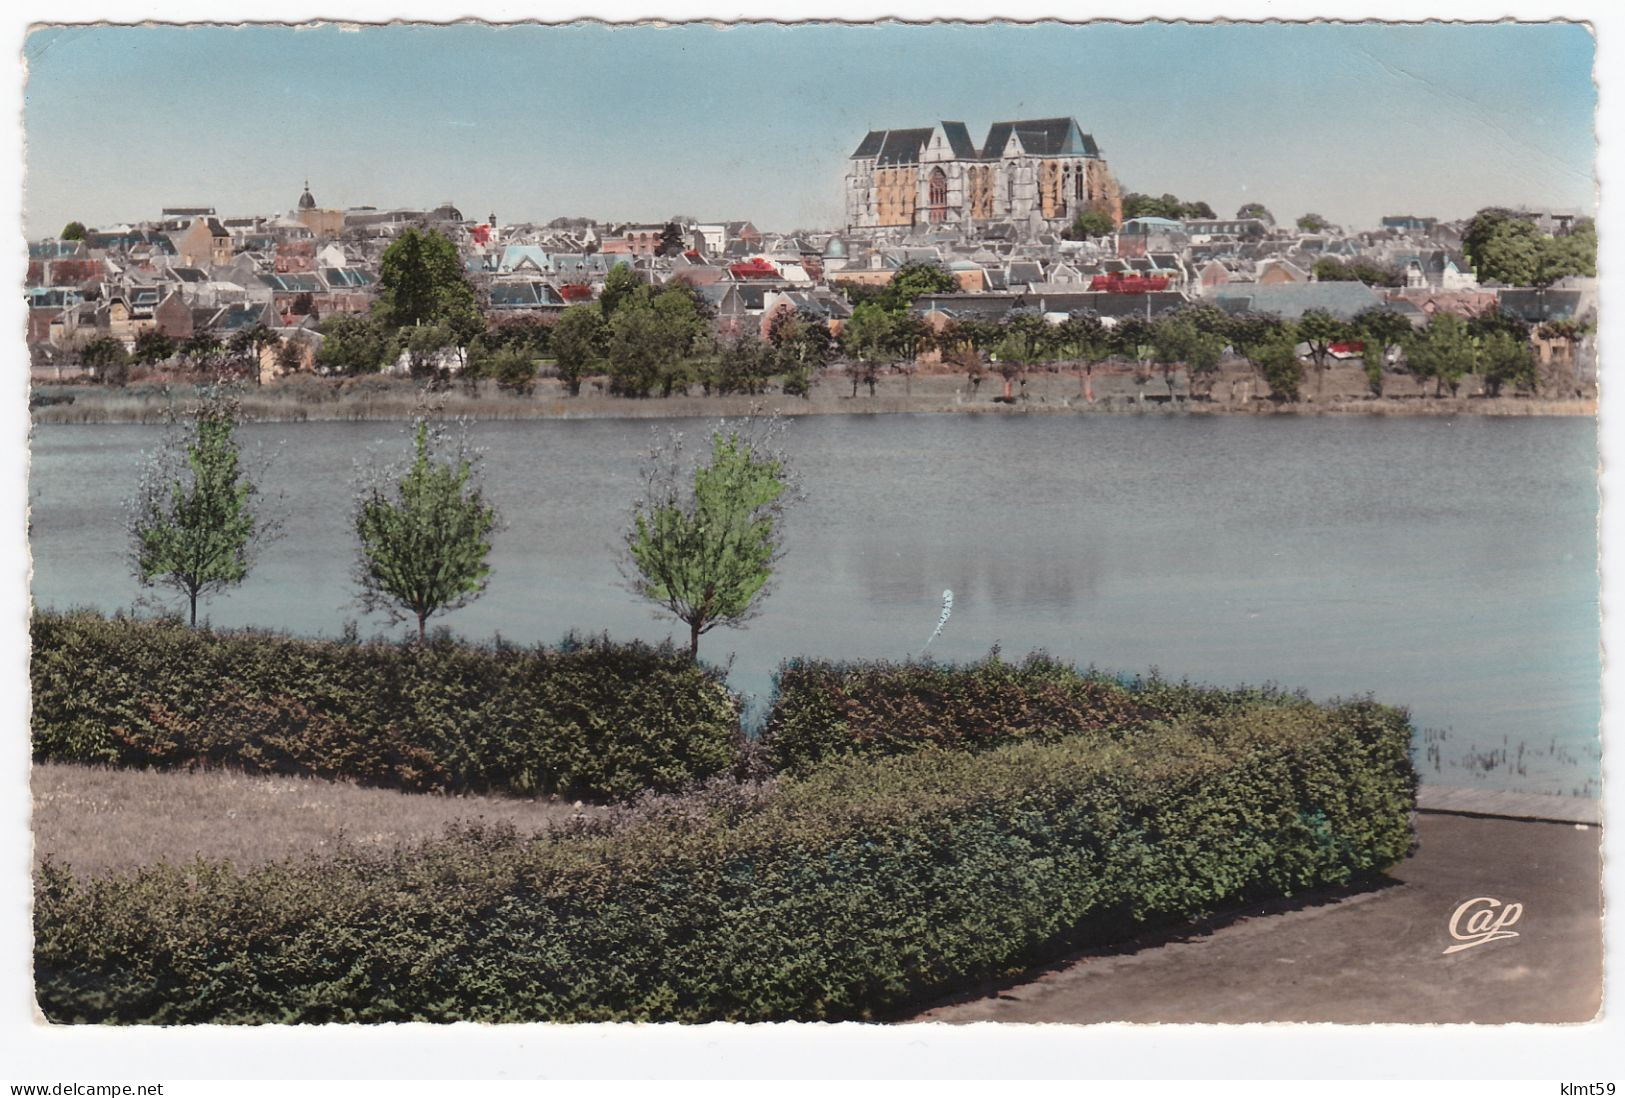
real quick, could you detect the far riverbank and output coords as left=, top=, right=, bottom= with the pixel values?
left=30, top=364, right=1596, bottom=424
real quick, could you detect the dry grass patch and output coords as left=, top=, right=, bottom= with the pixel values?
left=31, top=761, right=603, bottom=877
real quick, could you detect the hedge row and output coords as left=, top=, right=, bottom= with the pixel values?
left=761, top=653, right=1302, bottom=774
left=30, top=611, right=740, bottom=801
left=35, top=698, right=1418, bottom=1024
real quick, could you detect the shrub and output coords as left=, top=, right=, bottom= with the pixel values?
left=30, top=611, right=739, bottom=802
left=34, top=698, right=1417, bottom=1024
left=762, top=652, right=1160, bottom=774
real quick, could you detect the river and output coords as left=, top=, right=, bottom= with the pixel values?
left=28, top=412, right=1601, bottom=797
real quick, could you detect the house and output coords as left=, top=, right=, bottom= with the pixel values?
left=486, top=281, right=567, bottom=315
left=1256, top=258, right=1310, bottom=285
left=174, top=217, right=234, bottom=268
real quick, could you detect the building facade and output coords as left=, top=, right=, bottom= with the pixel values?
left=844, top=117, right=1122, bottom=236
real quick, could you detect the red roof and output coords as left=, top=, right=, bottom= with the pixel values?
left=729, top=257, right=780, bottom=279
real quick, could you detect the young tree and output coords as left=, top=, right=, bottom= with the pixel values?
left=1406, top=313, right=1476, bottom=397
left=842, top=302, right=894, bottom=396
left=59, top=220, right=86, bottom=242
left=993, top=313, right=1047, bottom=400
left=881, top=262, right=958, bottom=313
left=1255, top=330, right=1304, bottom=402
left=131, top=330, right=177, bottom=367
left=81, top=336, right=130, bottom=382
left=374, top=228, right=483, bottom=356
left=1296, top=213, right=1331, bottom=233
left=655, top=221, right=687, bottom=258
left=127, top=391, right=277, bottom=626
left=598, top=263, right=643, bottom=319
left=1066, top=209, right=1115, bottom=240
left=624, top=417, right=796, bottom=657
left=1478, top=330, right=1535, bottom=397
left=1295, top=309, right=1348, bottom=397
left=317, top=313, right=390, bottom=376
left=353, top=418, right=500, bottom=644
left=490, top=348, right=539, bottom=396
left=551, top=305, right=607, bottom=396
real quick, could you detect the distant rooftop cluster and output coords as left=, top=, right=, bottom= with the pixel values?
left=24, top=164, right=1597, bottom=387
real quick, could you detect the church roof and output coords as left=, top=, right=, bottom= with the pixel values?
left=856, top=117, right=1103, bottom=163
left=985, top=117, right=1101, bottom=158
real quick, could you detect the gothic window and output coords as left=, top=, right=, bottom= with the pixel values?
left=928, top=168, right=948, bottom=222
left=1075, top=162, right=1086, bottom=202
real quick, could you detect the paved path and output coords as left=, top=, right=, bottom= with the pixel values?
left=1417, top=786, right=1601, bottom=825
left=912, top=805, right=1603, bottom=1024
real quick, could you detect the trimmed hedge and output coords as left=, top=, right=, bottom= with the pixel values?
left=764, top=653, right=1172, bottom=774
left=35, top=698, right=1418, bottom=1024
left=30, top=610, right=740, bottom=801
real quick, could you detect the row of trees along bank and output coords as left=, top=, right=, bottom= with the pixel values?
left=126, top=388, right=795, bottom=654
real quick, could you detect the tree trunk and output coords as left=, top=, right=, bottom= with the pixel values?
left=417, top=612, right=427, bottom=645
left=189, top=592, right=198, bottom=628
left=689, top=620, right=701, bottom=658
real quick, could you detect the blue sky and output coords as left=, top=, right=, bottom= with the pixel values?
left=20, top=20, right=1599, bottom=236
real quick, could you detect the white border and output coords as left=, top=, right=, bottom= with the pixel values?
left=3, top=0, right=1617, bottom=1082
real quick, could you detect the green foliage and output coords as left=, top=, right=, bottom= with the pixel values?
left=489, top=348, right=539, bottom=395
left=354, top=419, right=499, bottom=643
left=1478, top=329, right=1535, bottom=397
left=34, top=693, right=1415, bottom=1023
left=1255, top=330, right=1303, bottom=402
left=127, top=392, right=271, bottom=626
left=551, top=305, right=607, bottom=395
left=841, top=302, right=895, bottom=395
left=30, top=610, right=739, bottom=802
left=625, top=419, right=793, bottom=657
left=1405, top=313, right=1475, bottom=397
left=374, top=228, right=482, bottom=341
left=764, top=653, right=1158, bottom=775
left=1295, top=309, right=1348, bottom=395
left=1313, top=257, right=1401, bottom=287
left=714, top=334, right=773, bottom=395
left=1152, top=310, right=1224, bottom=398
left=598, top=263, right=643, bottom=319
left=1066, top=209, right=1116, bottom=239
left=59, top=220, right=86, bottom=241
left=656, top=222, right=687, bottom=258
left=1296, top=213, right=1331, bottom=233
left=1462, top=208, right=1597, bottom=288
left=131, top=331, right=176, bottom=367
left=881, top=261, right=957, bottom=313
left=1225, top=312, right=1292, bottom=372
left=1352, top=307, right=1414, bottom=350
left=1121, top=193, right=1214, bottom=220
left=317, top=314, right=391, bottom=376
left=80, top=336, right=130, bottom=382
left=605, top=284, right=709, bottom=398
left=767, top=309, right=834, bottom=396
left=1235, top=202, right=1273, bottom=224
left=1361, top=340, right=1385, bottom=396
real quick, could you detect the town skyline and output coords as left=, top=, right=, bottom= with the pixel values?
left=22, top=20, right=1597, bottom=240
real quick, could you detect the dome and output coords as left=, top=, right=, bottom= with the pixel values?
left=297, top=180, right=316, bottom=211
left=823, top=235, right=848, bottom=258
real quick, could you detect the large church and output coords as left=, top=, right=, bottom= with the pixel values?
left=844, top=117, right=1123, bottom=236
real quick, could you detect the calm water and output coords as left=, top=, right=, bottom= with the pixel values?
left=29, top=413, right=1601, bottom=797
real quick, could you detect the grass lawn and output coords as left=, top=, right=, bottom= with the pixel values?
left=31, top=761, right=603, bottom=877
